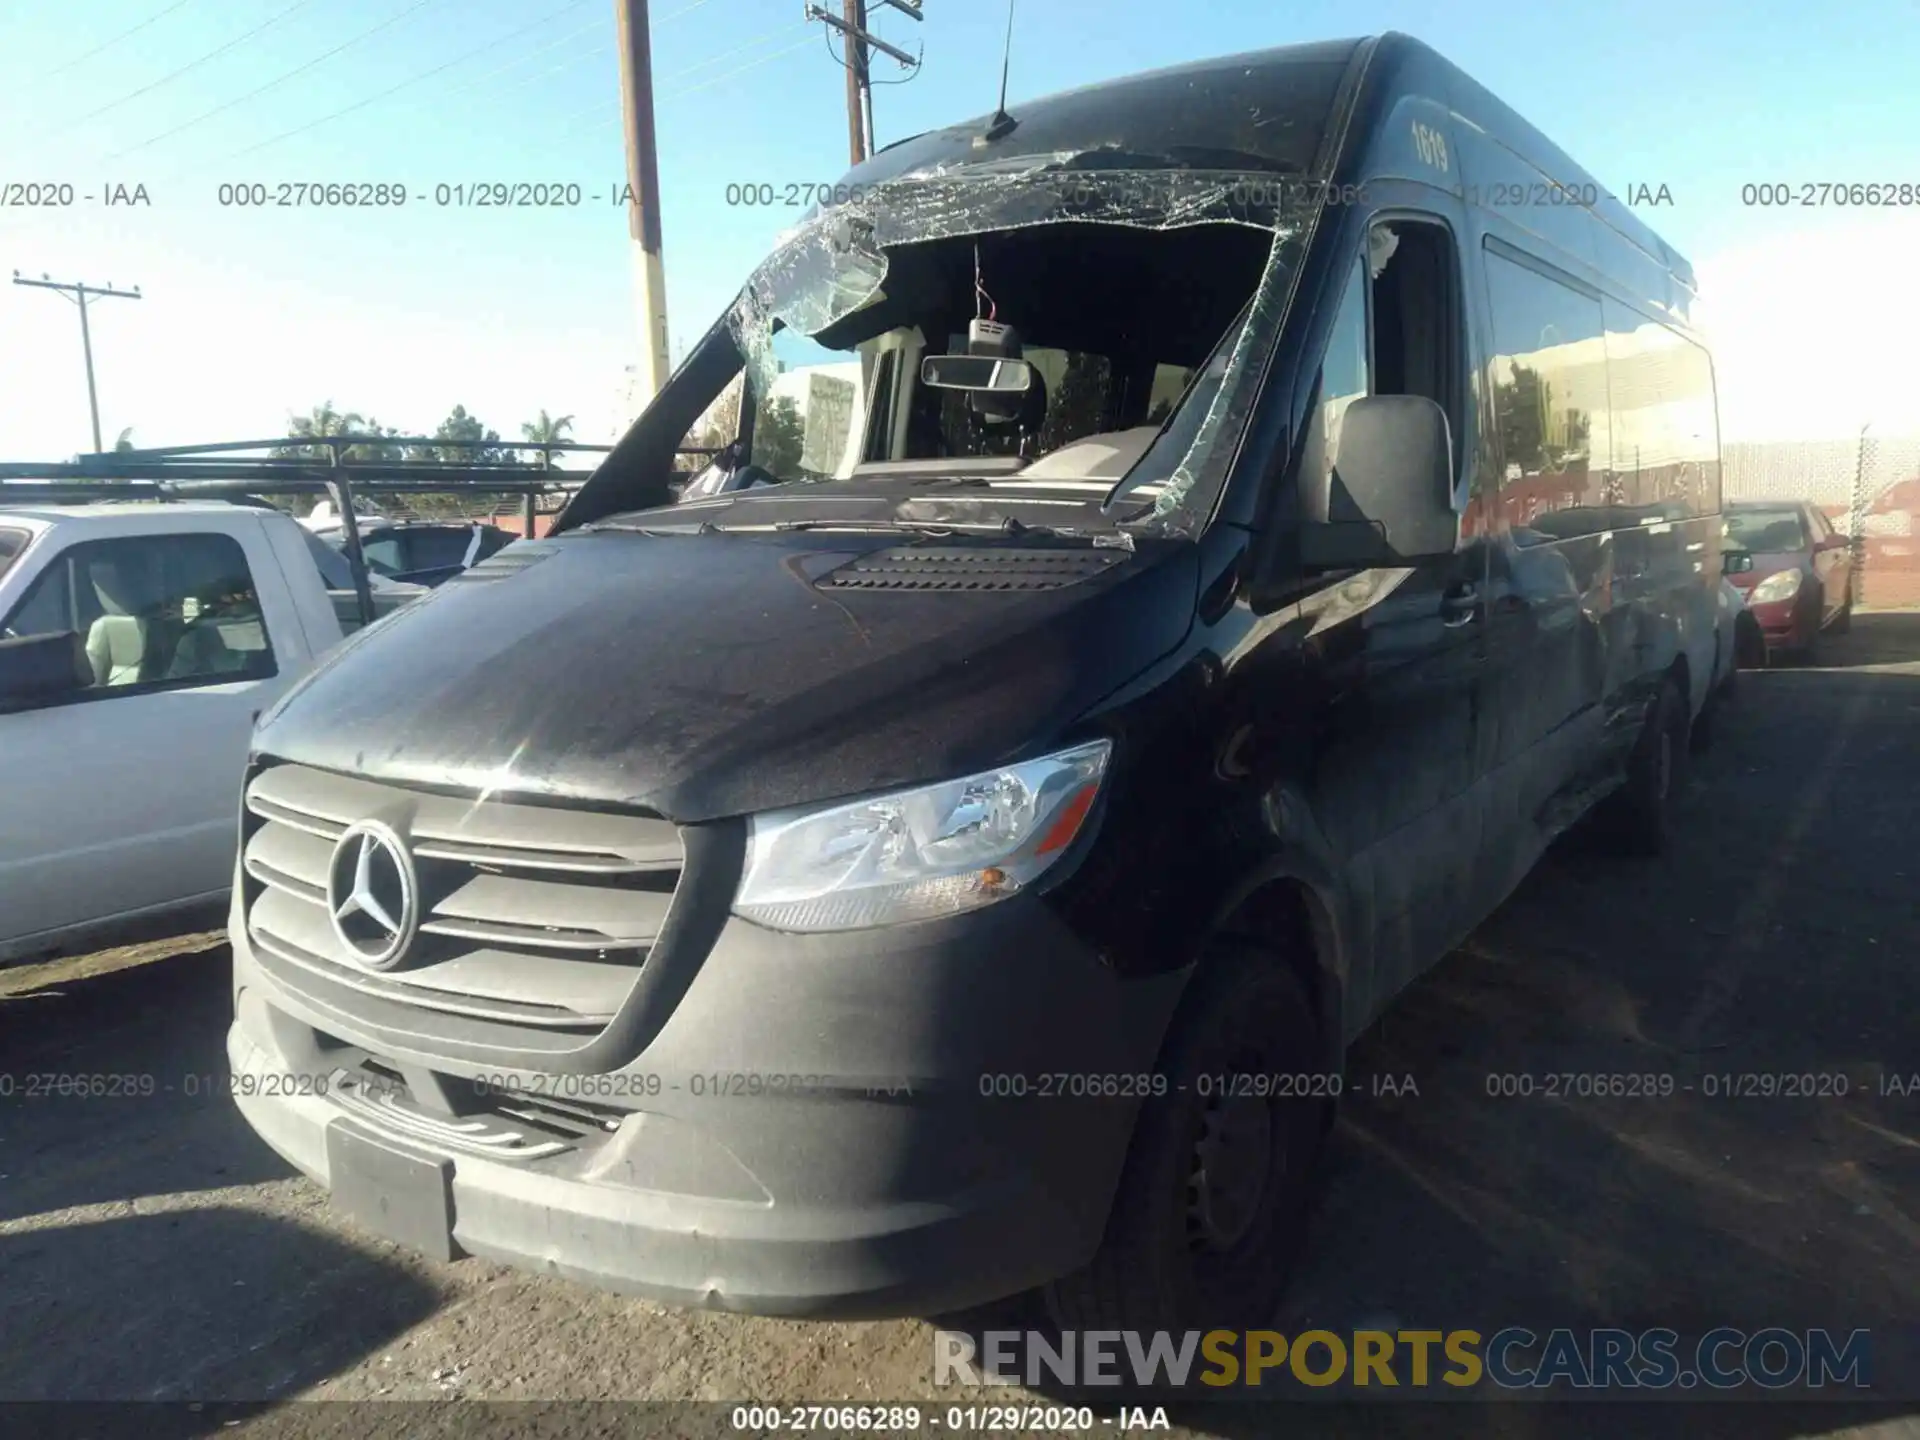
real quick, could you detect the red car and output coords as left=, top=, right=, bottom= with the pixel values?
left=1722, top=499, right=1854, bottom=659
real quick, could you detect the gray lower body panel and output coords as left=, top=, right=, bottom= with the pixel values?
left=229, top=890, right=1189, bottom=1318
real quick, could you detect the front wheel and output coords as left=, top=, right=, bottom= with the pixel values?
left=1044, top=948, right=1330, bottom=1333
left=1597, top=675, right=1689, bottom=856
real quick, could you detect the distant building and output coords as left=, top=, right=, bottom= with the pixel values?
left=769, top=362, right=864, bottom=476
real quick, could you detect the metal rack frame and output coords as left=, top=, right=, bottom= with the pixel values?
left=0, top=435, right=716, bottom=627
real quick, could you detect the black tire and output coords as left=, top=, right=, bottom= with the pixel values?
left=1735, top=613, right=1766, bottom=672
left=1691, top=687, right=1718, bottom=752
left=1598, top=675, right=1689, bottom=856
left=1044, top=947, right=1330, bottom=1333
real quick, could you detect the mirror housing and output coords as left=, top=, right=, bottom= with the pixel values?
left=0, top=631, right=91, bottom=711
left=919, top=354, right=1034, bottom=394
left=1298, top=394, right=1460, bottom=570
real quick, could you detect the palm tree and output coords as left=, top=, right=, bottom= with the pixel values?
left=273, top=402, right=365, bottom=461
left=272, top=402, right=405, bottom=464
left=520, top=409, right=575, bottom=468
left=113, top=426, right=136, bottom=452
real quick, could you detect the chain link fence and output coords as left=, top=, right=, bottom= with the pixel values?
left=1723, top=433, right=1920, bottom=608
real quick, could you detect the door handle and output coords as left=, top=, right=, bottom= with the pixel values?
left=1440, top=581, right=1479, bottom=627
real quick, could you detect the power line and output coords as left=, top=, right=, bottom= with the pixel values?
left=666, top=33, right=815, bottom=99
left=43, top=0, right=195, bottom=80
left=104, top=0, right=441, bottom=160
left=225, top=0, right=594, bottom=160
left=432, top=13, right=610, bottom=104
left=547, top=22, right=804, bottom=132
left=426, top=0, right=705, bottom=111
left=45, top=0, right=322, bottom=139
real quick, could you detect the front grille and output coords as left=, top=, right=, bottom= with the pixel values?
left=327, top=1061, right=626, bottom=1161
left=243, top=763, right=683, bottom=1047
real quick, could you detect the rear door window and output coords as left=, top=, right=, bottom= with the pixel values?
left=406, top=528, right=479, bottom=572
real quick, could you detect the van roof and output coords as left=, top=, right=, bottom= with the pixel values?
left=854, top=32, right=1692, bottom=291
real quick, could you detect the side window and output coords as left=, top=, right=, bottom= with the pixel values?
left=1297, top=254, right=1371, bottom=525
left=1601, top=298, right=1720, bottom=520
left=359, top=533, right=407, bottom=576
left=862, top=349, right=899, bottom=463
left=0, top=532, right=276, bottom=697
left=406, top=528, right=476, bottom=572
left=1369, top=220, right=1465, bottom=482
left=2, top=552, right=77, bottom=639
left=0, top=527, right=29, bottom=582
left=1484, top=247, right=1609, bottom=543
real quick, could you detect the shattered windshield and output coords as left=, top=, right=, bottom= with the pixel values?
left=716, top=166, right=1309, bottom=533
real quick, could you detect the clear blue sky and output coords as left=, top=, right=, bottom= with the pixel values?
left=2, top=0, right=1917, bottom=456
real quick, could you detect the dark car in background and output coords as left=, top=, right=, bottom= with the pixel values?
left=1723, top=499, right=1853, bottom=660
left=313, top=518, right=515, bottom=588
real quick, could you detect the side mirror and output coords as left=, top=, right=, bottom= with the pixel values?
left=919, top=354, right=1034, bottom=394
left=1723, top=549, right=1755, bottom=574
left=1299, top=394, right=1459, bottom=569
left=0, top=631, right=91, bottom=710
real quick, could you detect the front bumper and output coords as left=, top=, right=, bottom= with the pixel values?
left=229, top=888, right=1186, bottom=1318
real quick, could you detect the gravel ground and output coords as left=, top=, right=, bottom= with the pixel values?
left=3, top=614, right=1918, bottom=1440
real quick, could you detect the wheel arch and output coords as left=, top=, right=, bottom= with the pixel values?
left=1202, top=864, right=1351, bottom=1080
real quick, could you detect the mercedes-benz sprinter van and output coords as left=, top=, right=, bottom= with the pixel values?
left=229, top=32, right=1724, bottom=1331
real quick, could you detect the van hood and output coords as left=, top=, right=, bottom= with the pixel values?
left=254, top=527, right=1197, bottom=822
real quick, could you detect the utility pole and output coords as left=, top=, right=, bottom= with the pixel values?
left=12, top=272, right=141, bottom=453
left=843, top=0, right=870, bottom=164
left=613, top=0, right=671, bottom=404
left=806, top=0, right=921, bottom=164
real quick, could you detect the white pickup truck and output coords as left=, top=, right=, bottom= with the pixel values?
left=0, top=499, right=422, bottom=963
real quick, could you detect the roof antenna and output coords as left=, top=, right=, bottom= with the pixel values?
left=974, top=0, right=1018, bottom=146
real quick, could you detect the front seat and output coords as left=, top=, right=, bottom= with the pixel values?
left=85, top=557, right=157, bottom=687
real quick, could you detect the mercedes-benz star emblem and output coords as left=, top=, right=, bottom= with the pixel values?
left=325, top=821, right=420, bottom=970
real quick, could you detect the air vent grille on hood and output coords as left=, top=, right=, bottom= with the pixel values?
left=453, top=546, right=554, bottom=583
left=818, top=545, right=1126, bottom=593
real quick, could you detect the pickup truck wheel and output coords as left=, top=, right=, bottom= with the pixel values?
left=1599, top=676, right=1689, bottom=856
left=1043, top=947, right=1329, bottom=1334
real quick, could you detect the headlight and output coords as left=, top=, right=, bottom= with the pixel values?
left=734, top=739, right=1112, bottom=932
left=1750, top=568, right=1802, bottom=603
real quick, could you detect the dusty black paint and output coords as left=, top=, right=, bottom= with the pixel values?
left=232, top=31, right=1726, bottom=1318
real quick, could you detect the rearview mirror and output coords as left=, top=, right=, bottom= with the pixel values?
left=0, top=631, right=91, bottom=711
left=1298, top=394, right=1459, bottom=569
left=1723, top=549, right=1755, bottom=574
left=919, top=354, right=1034, bottom=393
